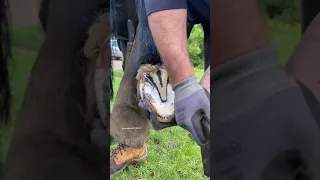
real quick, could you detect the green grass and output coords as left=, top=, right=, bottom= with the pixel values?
left=0, top=20, right=302, bottom=177
left=110, top=68, right=208, bottom=180
left=267, top=20, right=301, bottom=66
left=11, top=25, right=44, bottom=51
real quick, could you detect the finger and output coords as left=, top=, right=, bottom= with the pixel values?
left=191, top=109, right=207, bottom=145
left=204, top=104, right=210, bottom=121
left=189, top=125, right=205, bottom=146
left=201, top=116, right=210, bottom=142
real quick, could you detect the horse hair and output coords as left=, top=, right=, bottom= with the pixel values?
left=134, top=0, right=161, bottom=67
left=110, top=0, right=161, bottom=67
left=110, top=0, right=162, bottom=95
left=110, top=0, right=118, bottom=38
left=0, top=0, right=11, bottom=124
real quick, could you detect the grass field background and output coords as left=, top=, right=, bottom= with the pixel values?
left=0, top=21, right=301, bottom=179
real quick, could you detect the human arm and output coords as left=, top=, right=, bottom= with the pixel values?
left=142, top=1, right=210, bottom=145
left=145, top=0, right=192, bottom=85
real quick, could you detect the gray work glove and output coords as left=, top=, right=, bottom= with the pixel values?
left=173, top=76, right=210, bottom=146
left=137, top=76, right=210, bottom=145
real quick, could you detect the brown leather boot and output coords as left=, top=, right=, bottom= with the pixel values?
left=110, top=143, right=148, bottom=176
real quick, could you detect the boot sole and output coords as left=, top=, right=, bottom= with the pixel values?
left=110, top=151, right=148, bottom=176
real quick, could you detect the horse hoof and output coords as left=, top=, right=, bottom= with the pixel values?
left=136, top=64, right=175, bottom=123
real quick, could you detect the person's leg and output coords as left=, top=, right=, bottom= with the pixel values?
left=285, top=9, right=320, bottom=101
left=110, top=28, right=150, bottom=177
left=211, top=0, right=269, bottom=68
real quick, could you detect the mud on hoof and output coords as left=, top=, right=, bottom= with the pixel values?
left=136, top=64, right=175, bottom=123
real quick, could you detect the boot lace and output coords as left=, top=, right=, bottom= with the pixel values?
left=111, top=144, right=127, bottom=160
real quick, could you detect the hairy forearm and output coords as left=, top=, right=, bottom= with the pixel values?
left=200, top=66, right=210, bottom=93
left=148, top=9, right=194, bottom=85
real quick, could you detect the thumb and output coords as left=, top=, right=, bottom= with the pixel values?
left=191, top=109, right=207, bottom=145
left=202, top=88, right=210, bottom=121
left=201, top=116, right=210, bottom=142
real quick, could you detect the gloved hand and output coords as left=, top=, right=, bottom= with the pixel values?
left=138, top=98, right=209, bottom=139
left=137, top=76, right=210, bottom=145
left=173, top=76, right=210, bottom=146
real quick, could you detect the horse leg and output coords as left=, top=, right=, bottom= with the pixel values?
left=110, top=0, right=165, bottom=148
left=110, top=25, right=152, bottom=148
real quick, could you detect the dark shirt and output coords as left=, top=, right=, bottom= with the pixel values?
left=145, top=0, right=209, bottom=23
